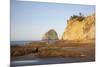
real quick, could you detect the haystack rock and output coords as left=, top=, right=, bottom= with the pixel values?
left=42, top=29, right=59, bottom=41
left=62, top=13, right=95, bottom=41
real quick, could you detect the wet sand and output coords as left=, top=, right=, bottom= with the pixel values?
left=11, top=54, right=94, bottom=67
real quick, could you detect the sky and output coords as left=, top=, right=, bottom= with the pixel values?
left=11, top=0, right=95, bottom=41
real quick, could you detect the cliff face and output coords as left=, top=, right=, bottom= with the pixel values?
left=62, top=14, right=95, bottom=41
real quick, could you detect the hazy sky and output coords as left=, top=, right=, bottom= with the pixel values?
left=11, top=0, right=95, bottom=41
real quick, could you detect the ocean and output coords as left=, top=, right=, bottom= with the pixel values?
left=10, top=41, right=34, bottom=46
left=10, top=40, right=45, bottom=46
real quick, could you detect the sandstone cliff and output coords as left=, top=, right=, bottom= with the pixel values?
left=62, top=13, right=95, bottom=41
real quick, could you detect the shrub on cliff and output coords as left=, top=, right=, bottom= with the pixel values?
left=70, top=13, right=85, bottom=21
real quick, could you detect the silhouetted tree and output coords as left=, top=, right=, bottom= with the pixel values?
left=70, top=13, right=85, bottom=21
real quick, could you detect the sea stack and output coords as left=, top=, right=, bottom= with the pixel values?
left=62, top=13, right=95, bottom=41
left=42, top=29, right=59, bottom=43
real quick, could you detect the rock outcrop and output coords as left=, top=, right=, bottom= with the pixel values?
left=62, top=13, right=95, bottom=41
left=42, top=29, right=59, bottom=41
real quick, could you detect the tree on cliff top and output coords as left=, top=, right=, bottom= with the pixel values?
left=70, top=12, right=85, bottom=21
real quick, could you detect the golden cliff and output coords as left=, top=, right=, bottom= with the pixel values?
left=62, top=13, right=95, bottom=41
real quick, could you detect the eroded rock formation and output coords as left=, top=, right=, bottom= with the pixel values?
left=62, top=13, right=95, bottom=41
left=42, top=29, right=59, bottom=41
